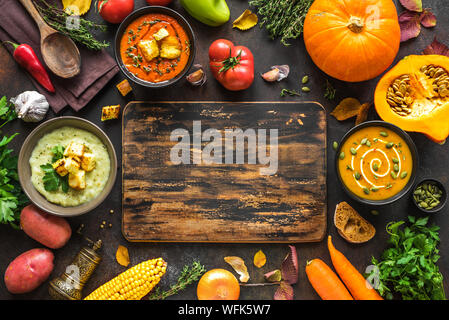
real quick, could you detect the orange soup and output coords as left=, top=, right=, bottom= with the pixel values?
left=120, top=13, right=191, bottom=83
left=338, top=126, right=413, bottom=200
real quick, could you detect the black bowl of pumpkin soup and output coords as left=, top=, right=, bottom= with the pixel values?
left=114, top=6, right=196, bottom=88
left=336, top=121, right=418, bottom=206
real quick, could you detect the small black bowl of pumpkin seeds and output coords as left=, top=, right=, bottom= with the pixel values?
left=412, top=179, right=447, bottom=213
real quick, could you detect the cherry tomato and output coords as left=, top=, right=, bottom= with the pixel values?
left=209, top=39, right=254, bottom=91
left=146, top=0, right=173, bottom=5
left=98, top=0, right=134, bottom=24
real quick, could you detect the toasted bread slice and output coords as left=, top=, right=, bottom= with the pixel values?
left=334, top=201, right=375, bottom=243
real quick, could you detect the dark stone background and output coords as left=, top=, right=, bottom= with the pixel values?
left=0, top=0, right=447, bottom=300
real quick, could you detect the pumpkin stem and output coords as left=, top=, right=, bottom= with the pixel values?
left=347, top=17, right=364, bottom=33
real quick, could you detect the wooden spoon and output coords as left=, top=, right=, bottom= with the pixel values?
left=19, top=0, right=81, bottom=78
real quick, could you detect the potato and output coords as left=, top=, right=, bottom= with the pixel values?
left=4, top=248, right=54, bottom=294
left=20, top=204, right=72, bottom=249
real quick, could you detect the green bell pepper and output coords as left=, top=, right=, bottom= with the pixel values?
left=180, top=0, right=230, bottom=27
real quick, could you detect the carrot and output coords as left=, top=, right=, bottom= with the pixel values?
left=327, top=235, right=383, bottom=300
left=305, top=259, right=354, bottom=300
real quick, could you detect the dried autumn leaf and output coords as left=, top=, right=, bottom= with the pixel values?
left=224, top=256, right=250, bottom=282
left=274, top=281, right=294, bottom=300
left=330, top=98, right=362, bottom=121
left=399, top=11, right=421, bottom=42
left=423, top=37, right=449, bottom=56
left=281, top=245, right=298, bottom=285
left=232, top=9, right=258, bottom=31
left=264, top=269, right=282, bottom=282
left=62, top=0, right=92, bottom=15
left=116, top=245, right=130, bottom=267
left=420, top=9, right=437, bottom=28
left=253, top=250, right=266, bottom=268
left=399, top=0, right=423, bottom=12
left=355, top=102, right=372, bottom=125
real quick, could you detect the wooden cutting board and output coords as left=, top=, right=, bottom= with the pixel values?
left=122, top=102, right=327, bottom=243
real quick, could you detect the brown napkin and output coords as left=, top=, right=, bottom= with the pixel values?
left=0, top=0, right=119, bottom=113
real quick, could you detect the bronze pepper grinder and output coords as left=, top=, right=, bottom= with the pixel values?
left=48, top=227, right=102, bottom=300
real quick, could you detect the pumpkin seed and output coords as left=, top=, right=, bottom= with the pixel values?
left=386, top=142, right=394, bottom=149
left=391, top=171, right=397, bottom=179
left=354, top=172, right=361, bottom=180
left=400, top=171, right=408, bottom=179
left=393, top=164, right=399, bottom=172
left=380, top=131, right=388, bottom=137
left=361, top=138, right=367, bottom=145
left=301, top=87, right=311, bottom=92
left=371, top=187, right=379, bottom=192
left=333, top=141, right=338, bottom=150
left=339, top=152, right=345, bottom=160
left=350, top=148, right=357, bottom=155
left=413, top=182, right=443, bottom=210
left=366, top=140, right=371, bottom=147
left=392, top=157, right=399, bottom=164
left=363, top=187, right=370, bottom=195
left=373, top=163, right=379, bottom=171
left=302, top=75, right=309, bottom=84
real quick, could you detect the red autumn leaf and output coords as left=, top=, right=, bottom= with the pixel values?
left=280, top=245, right=299, bottom=285
left=399, top=11, right=422, bottom=42
left=399, top=0, right=423, bottom=12
left=420, top=9, right=437, bottom=28
left=274, top=281, right=294, bottom=300
left=423, top=38, right=449, bottom=56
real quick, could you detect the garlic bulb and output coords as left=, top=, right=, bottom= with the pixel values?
left=10, top=91, right=49, bottom=122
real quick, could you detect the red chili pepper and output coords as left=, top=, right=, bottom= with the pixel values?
left=3, top=41, right=55, bottom=93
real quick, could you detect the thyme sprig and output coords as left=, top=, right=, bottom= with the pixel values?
left=33, top=0, right=109, bottom=51
left=148, top=261, right=206, bottom=300
left=249, top=0, right=314, bottom=46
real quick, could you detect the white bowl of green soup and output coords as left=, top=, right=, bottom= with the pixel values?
left=18, top=117, right=117, bottom=217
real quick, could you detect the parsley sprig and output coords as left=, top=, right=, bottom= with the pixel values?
left=40, top=145, right=69, bottom=193
left=0, top=134, right=28, bottom=228
left=370, top=216, right=446, bottom=300
left=0, top=96, right=17, bottom=129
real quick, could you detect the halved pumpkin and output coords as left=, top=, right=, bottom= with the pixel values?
left=375, top=54, right=449, bottom=143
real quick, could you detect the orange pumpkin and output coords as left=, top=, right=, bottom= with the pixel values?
left=303, top=0, right=401, bottom=82
left=375, top=54, right=449, bottom=143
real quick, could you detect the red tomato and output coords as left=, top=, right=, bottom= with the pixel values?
left=98, top=0, right=134, bottom=24
left=209, top=39, right=254, bottom=91
left=146, top=0, right=173, bottom=5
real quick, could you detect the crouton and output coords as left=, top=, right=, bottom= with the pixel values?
left=138, top=39, right=159, bottom=62
left=52, top=159, right=68, bottom=177
left=81, top=153, right=96, bottom=172
left=68, top=170, right=86, bottom=190
left=153, top=27, right=169, bottom=41
left=160, top=36, right=181, bottom=59
left=101, top=105, right=121, bottom=121
left=64, top=157, right=81, bottom=175
left=116, top=79, right=132, bottom=97
left=64, top=141, right=85, bottom=158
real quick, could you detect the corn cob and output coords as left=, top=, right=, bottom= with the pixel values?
left=84, top=258, right=167, bottom=300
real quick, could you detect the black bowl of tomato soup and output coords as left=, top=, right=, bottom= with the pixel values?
left=114, top=6, right=196, bottom=88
